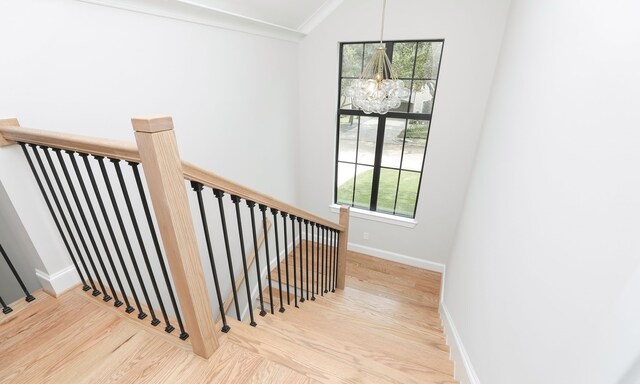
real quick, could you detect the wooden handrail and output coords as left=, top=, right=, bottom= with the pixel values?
left=0, top=123, right=344, bottom=232
left=0, top=124, right=140, bottom=162
left=183, top=162, right=344, bottom=231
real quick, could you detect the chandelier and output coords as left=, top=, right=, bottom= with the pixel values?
left=344, top=0, right=410, bottom=115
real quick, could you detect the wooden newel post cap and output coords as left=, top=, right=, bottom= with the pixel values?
left=131, top=116, right=174, bottom=133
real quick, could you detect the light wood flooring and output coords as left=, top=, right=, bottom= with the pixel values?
left=0, top=251, right=456, bottom=383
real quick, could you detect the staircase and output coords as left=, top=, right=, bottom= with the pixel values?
left=0, top=250, right=456, bottom=383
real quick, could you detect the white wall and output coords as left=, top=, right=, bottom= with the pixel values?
left=444, top=0, right=640, bottom=382
left=0, top=0, right=299, bottom=287
left=296, top=0, right=511, bottom=266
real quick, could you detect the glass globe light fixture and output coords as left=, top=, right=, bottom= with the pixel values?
left=344, top=0, right=410, bottom=115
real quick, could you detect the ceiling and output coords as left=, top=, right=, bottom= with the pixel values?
left=180, top=0, right=344, bottom=33
left=79, top=0, right=344, bottom=41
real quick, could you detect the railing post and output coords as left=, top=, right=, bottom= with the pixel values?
left=336, top=206, right=350, bottom=290
left=131, top=116, right=218, bottom=358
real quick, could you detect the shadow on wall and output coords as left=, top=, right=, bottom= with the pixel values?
left=0, top=180, right=41, bottom=303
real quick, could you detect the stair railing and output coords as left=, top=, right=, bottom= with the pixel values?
left=0, top=116, right=350, bottom=359
left=0, top=242, right=36, bottom=314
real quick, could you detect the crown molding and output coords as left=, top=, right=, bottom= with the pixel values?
left=77, top=0, right=306, bottom=42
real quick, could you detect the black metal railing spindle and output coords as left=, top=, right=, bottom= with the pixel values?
left=297, top=217, right=305, bottom=303
left=260, top=205, right=274, bottom=314
left=324, top=226, right=329, bottom=294
left=65, top=150, right=120, bottom=304
left=111, top=159, right=154, bottom=321
left=74, top=153, right=124, bottom=307
left=290, top=215, right=298, bottom=308
left=282, top=212, right=290, bottom=306
left=271, top=208, right=285, bottom=313
left=316, top=223, right=321, bottom=296
left=191, top=182, right=230, bottom=333
left=0, top=296, right=11, bottom=314
left=43, top=146, right=106, bottom=298
left=130, top=162, right=184, bottom=335
left=0, top=243, right=35, bottom=302
left=213, top=189, right=241, bottom=321
left=18, top=143, right=92, bottom=293
left=247, top=201, right=266, bottom=317
left=310, top=222, right=316, bottom=301
left=113, top=160, right=161, bottom=326
left=96, top=157, right=141, bottom=315
left=231, top=196, right=257, bottom=327
left=304, top=220, right=310, bottom=301
left=331, top=230, right=340, bottom=292
left=84, top=155, right=133, bottom=310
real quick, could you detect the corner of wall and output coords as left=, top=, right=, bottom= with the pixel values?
left=35, top=266, right=80, bottom=297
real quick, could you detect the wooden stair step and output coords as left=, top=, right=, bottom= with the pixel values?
left=223, top=317, right=456, bottom=384
left=255, top=307, right=455, bottom=380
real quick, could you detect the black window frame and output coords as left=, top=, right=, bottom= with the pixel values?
left=334, top=39, right=445, bottom=218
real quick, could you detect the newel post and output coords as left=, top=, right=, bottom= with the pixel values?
left=131, top=116, right=219, bottom=358
left=336, top=206, right=350, bottom=290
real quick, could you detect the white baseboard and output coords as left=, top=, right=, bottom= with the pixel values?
left=440, top=303, right=480, bottom=384
left=35, top=266, right=80, bottom=297
left=348, top=242, right=446, bottom=273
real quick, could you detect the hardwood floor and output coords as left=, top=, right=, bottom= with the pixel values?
left=0, top=251, right=457, bottom=383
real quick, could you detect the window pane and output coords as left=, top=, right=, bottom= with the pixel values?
left=339, top=79, right=356, bottom=110
left=395, top=170, right=421, bottom=216
left=356, top=116, right=378, bottom=165
left=391, top=42, right=417, bottom=79
left=353, top=165, right=374, bottom=209
left=415, top=42, right=443, bottom=79
left=364, top=43, right=384, bottom=65
left=381, top=118, right=407, bottom=168
left=376, top=168, right=400, bottom=214
left=401, top=120, right=430, bottom=171
left=409, top=80, right=436, bottom=114
left=336, top=162, right=356, bottom=205
left=341, top=44, right=364, bottom=77
left=338, top=115, right=359, bottom=163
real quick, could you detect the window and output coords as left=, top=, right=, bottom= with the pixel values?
left=334, top=40, right=444, bottom=218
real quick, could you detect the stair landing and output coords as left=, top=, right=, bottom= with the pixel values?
left=0, top=251, right=456, bottom=383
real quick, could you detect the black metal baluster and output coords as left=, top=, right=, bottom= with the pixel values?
left=297, top=217, right=305, bottom=303
left=260, top=205, right=274, bottom=315
left=0, top=296, right=12, bottom=314
left=66, top=151, right=119, bottom=304
left=332, top=231, right=340, bottom=292
left=304, top=220, right=310, bottom=301
left=19, top=143, right=91, bottom=292
left=327, top=228, right=333, bottom=291
left=113, top=161, right=160, bottom=326
left=231, top=196, right=257, bottom=327
left=96, top=157, right=140, bottom=315
left=316, top=223, right=321, bottom=296
left=130, top=163, right=183, bottom=335
left=247, top=201, right=266, bottom=317
left=324, top=226, right=329, bottom=294
left=44, top=146, right=104, bottom=297
left=0, top=243, right=35, bottom=302
left=310, top=222, right=316, bottom=301
left=281, top=212, right=290, bottom=306
left=77, top=153, right=125, bottom=307
left=271, top=208, right=285, bottom=313
left=111, top=159, right=152, bottom=321
left=191, top=182, right=229, bottom=333
left=213, top=189, right=241, bottom=320
left=290, top=215, right=298, bottom=308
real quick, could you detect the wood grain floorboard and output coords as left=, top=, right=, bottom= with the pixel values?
left=0, top=249, right=457, bottom=383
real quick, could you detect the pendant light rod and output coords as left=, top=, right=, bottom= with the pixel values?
left=379, top=0, right=387, bottom=44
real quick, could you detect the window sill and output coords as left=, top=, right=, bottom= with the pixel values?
left=329, top=204, right=417, bottom=228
